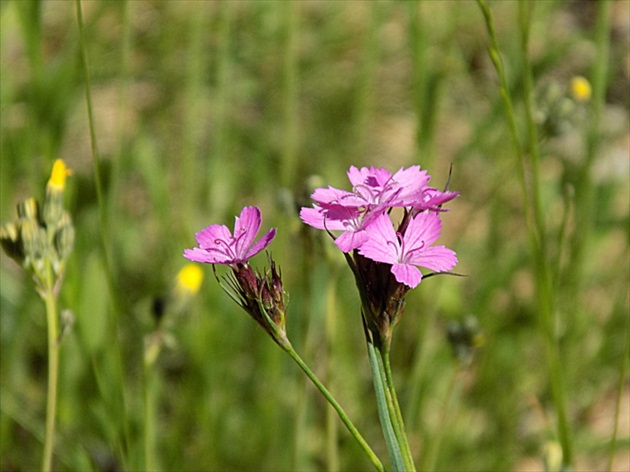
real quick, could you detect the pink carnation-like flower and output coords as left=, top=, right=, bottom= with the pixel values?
left=184, top=206, right=276, bottom=266
left=301, top=165, right=437, bottom=252
left=358, top=212, right=457, bottom=288
left=300, top=203, right=385, bottom=252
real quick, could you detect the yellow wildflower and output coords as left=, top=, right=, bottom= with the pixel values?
left=47, top=159, right=72, bottom=191
left=175, top=264, right=204, bottom=296
left=570, top=76, right=591, bottom=102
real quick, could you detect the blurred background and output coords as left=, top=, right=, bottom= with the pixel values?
left=1, top=1, right=628, bottom=471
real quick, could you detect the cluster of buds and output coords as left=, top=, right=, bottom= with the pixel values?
left=222, top=256, right=289, bottom=349
left=1, top=160, right=75, bottom=295
left=535, top=76, right=592, bottom=138
left=184, top=206, right=289, bottom=349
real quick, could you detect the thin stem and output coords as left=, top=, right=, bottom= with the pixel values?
left=284, top=344, right=385, bottom=472
left=143, top=354, right=158, bottom=471
left=325, top=276, right=340, bottom=471
left=475, top=0, right=534, bottom=238
left=281, top=0, right=299, bottom=187
left=518, top=1, right=572, bottom=464
left=477, top=0, right=574, bottom=464
left=41, top=262, right=59, bottom=472
left=566, top=0, right=611, bottom=311
left=381, top=344, right=415, bottom=471
left=75, top=1, right=132, bottom=466
left=208, top=0, right=234, bottom=215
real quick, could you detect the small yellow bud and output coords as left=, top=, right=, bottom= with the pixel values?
left=47, top=159, right=72, bottom=191
left=175, top=264, right=204, bottom=296
left=570, top=76, right=591, bottom=102
left=543, top=441, right=563, bottom=472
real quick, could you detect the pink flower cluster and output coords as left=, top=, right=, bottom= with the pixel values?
left=300, top=165, right=458, bottom=288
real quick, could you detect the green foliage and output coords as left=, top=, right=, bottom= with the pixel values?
left=1, top=1, right=628, bottom=470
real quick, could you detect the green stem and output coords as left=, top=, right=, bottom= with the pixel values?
left=281, top=0, right=299, bottom=187
left=325, top=276, right=340, bottom=471
left=41, top=263, right=59, bottom=472
left=367, top=342, right=405, bottom=471
left=283, top=344, right=385, bottom=472
left=75, top=1, right=132, bottom=466
left=143, top=354, right=158, bottom=471
left=381, top=344, right=415, bottom=471
left=477, top=0, right=574, bottom=464
left=518, top=1, right=572, bottom=464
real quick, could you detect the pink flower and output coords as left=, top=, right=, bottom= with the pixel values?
left=301, top=165, right=434, bottom=252
left=184, top=206, right=276, bottom=266
left=310, top=165, right=430, bottom=210
left=346, top=165, right=430, bottom=207
left=358, top=212, right=457, bottom=288
left=299, top=204, right=384, bottom=252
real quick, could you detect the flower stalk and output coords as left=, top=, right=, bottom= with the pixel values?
left=1, top=159, right=75, bottom=472
left=184, top=206, right=384, bottom=470
left=42, top=262, right=60, bottom=472
left=284, top=342, right=385, bottom=472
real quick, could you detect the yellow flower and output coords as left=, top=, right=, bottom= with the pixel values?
left=570, top=76, right=591, bottom=102
left=175, top=264, right=204, bottom=296
left=47, top=159, right=72, bottom=191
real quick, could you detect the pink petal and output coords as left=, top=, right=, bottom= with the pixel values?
left=300, top=207, right=347, bottom=231
left=408, top=246, right=458, bottom=272
left=334, top=229, right=369, bottom=253
left=184, top=247, right=226, bottom=264
left=233, top=206, right=262, bottom=258
left=311, top=187, right=358, bottom=206
left=414, top=188, right=459, bottom=211
left=357, top=214, right=399, bottom=263
left=195, top=224, right=232, bottom=249
left=246, top=228, right=277, bottom=259
left=391, top=263, right=423, bottom=288
left=403, top=212, right=443, bottom=249
left=392, top=166, right=430, bottom=189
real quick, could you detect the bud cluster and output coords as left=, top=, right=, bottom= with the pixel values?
left=222, top=256, right=289, bottom=349
left=0, top=160, right=75, bottom=294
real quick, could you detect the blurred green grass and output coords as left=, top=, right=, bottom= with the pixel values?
left=1, top=1, right=628, bottom=471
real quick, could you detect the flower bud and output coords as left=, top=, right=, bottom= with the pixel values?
left=543, top=441, right=563, bottom=472
left=226, top=255, right=289, bottom=349
left=351, top=251, right=410, bottom=347
left=20, top=217, right=48, bottom=263
left=47, top=159, right=72, bottom=191
left=0, top=222, right=23, bottom=263
left=44, top=160, right=72, bottom=229
left=17, top=198, right=40, bottom=221
left=570, top=76, right=591, bottom=103
left=53, top=211, right=75, bottom=269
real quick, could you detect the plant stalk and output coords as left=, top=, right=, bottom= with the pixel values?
left=284, top=344, right=385, bottom=472
left=41, top=263, right=59, bottom=472
left=381, top=343, right=415, bottom=471
left=367, top=342, right=405, bottom=471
